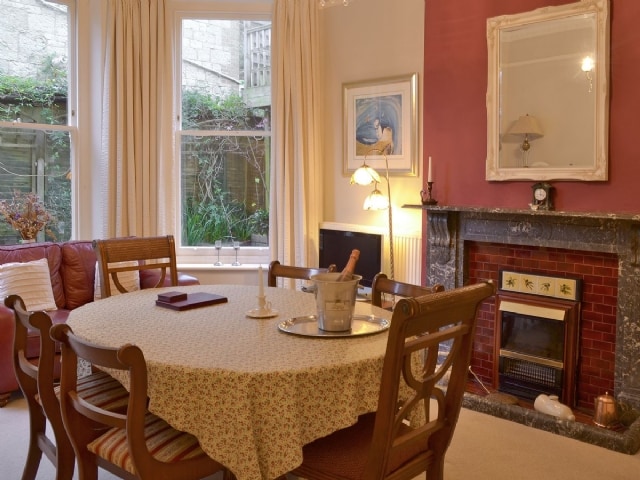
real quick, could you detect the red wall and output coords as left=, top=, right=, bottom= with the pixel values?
left=467, top=243, right=618, bottom=411
left=423, top=0, right=640, bottom=213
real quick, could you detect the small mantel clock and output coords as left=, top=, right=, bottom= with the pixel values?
left=531, top=182, right=555, bottom=211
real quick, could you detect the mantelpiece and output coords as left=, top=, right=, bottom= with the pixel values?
left=406, top=204, right=640, bottom=410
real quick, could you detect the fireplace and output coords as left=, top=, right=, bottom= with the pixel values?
left=417, top=205, right=640, bottom=412
left=495, top=278, right=581, bottom=406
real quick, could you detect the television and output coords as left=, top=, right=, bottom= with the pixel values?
left=319, top=228, right=382, bottom=288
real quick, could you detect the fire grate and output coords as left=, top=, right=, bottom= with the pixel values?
left=501, top=356, right=562, bottom=389
left=499, top=356, right=563, bottom=400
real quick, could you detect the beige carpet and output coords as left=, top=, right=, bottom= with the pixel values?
left=1, top=391, right=639, bottom=479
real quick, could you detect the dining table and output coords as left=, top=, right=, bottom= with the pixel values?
left=66, top=284, right=395, bottom=480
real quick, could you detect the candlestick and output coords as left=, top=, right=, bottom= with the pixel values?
left=258, top=265, right=264, bottom=297
left=420, top=181, right=438, bottom=205
left=428, top=156, right=433, bottom=183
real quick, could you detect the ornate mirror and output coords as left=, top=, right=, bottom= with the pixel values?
left=486, top=0, right=610, bottom=181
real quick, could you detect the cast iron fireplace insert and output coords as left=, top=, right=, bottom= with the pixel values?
left=495, top=272, right=581, bottom=406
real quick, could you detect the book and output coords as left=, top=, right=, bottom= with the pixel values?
left=157, top=291, right=188, bottom=303
left=155, top=292, right=228, bottom=311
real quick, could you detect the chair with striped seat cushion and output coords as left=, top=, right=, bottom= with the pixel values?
left=93, top=235, right=179, bottom=298
left=289, top=282, right=496, bottom=480
left=371, top=272, right=444, bottom=310
left=267, top=260, right=336, bottom=288
left=5, top=295, right=129, bottom=480
left=51, top=322, right=233, bottom=480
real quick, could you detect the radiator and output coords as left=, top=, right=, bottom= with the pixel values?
left=392, top=233, right=422, bottom=285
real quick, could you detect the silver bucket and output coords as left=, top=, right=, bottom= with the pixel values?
left=311, top=272, right=362, bottom=331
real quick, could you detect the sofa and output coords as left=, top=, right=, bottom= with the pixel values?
left=0, top=240, right=199, bottom=406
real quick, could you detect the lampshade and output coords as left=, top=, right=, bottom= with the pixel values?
left=507, top=114, right=544, bottom=138
left=363, top=186, right=389, bottom=211
left=350, top=164, right=381, bottom=186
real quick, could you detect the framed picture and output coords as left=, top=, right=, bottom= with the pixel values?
left=343, top=73, right=418, bottom=176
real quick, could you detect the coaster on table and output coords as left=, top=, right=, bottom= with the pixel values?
left=246, top=308, right=279, bottom=319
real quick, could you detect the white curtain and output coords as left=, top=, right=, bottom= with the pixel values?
left=271, top=0, right=324, bottom=272
left=101, top=0, right=170, bottom=237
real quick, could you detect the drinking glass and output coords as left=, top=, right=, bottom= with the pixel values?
left=214, top=240, right=223, bottom=266
left=232, top=241, right=241, bottom=266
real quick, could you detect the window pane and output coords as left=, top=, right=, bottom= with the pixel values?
left=0, top=0, right=73, bottom=244
left=180, top=18, right=271, bottom=249
left=181, top=134, right=269, bottom=247
left=0, top=126, right=72, bottom=243
left=0, top=0, right=69, bottom=125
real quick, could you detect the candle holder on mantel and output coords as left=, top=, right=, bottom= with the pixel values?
left=420, top=182, right=438, bottom=205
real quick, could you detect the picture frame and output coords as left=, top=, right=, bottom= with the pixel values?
left=343, top=73, right=418, bottom=176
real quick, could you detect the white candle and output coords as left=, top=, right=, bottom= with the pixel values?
left=428, top=156, right=433, bottom=183
left=258, top=265, right=264, bottom=297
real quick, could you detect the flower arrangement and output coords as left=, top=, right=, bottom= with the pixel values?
left=0, top=191, right=51, bottom=241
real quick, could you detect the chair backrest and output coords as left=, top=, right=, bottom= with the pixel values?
left=52, top=322, right=228, bottom=480
left=364, top=281, right=495, bottom=479
left=5, top=294, right=75, bottom=480
left=93, top=235, right=179, bottom=298
left=267, top=260, right=336, bottom=287
left=371, top=272, right=444, bottom=308
left=51, top=323, right=181, bottom=479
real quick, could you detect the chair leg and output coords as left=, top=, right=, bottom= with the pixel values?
left=22, top=406, right=45, bottom=480
left=54, top=442, right=75, bottom=480
left=223, top=469, right=238, bottom=480
left=49, top=404, right=75, bottom=480
left=76, top=453, right=99, bottom=480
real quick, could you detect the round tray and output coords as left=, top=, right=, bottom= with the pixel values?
left=277, top=314, right=389, bottom=338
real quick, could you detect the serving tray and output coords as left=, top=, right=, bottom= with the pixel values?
left=278, top=315, right=389, bottom=338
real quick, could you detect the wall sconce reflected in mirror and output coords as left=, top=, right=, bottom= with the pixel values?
left=581, top=56, right=595, bottom=92
left=506, top=114, right=544, bottom=167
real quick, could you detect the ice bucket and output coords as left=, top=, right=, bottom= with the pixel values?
left=311, top=272, right=362, bottom=332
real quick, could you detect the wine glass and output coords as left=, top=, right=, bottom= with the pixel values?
left=214, top=240, right=223, bottom=266
left=232, top=241, right=241, bottom=266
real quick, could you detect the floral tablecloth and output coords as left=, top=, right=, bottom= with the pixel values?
left=67, top=284, right=393, bottom=480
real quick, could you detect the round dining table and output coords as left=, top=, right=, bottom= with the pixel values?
left=67, top=284, right=393, bottom=480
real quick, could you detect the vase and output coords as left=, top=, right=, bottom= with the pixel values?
left=20, top=238, right=36, bottom=244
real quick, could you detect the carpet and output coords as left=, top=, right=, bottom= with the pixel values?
left=1, top=391, right=639, bottom=479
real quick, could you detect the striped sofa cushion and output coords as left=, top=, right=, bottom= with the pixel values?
left=87, top=414, right=207, bottom=475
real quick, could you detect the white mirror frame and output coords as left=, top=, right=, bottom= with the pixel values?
left=486, top=0, right=610, bottom=181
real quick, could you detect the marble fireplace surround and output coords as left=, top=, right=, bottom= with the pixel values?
left=416, top=205, right=640, bottom=453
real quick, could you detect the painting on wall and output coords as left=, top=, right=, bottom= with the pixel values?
left=343, top=73, right=418, bottom=176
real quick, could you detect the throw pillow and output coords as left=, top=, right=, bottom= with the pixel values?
left=94, top=261, right=140, bottom=300
left=0, top=258, right=57, bottom=311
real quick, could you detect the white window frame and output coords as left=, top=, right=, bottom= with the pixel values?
left=170, top=1, right=272, bottom=267
left=0, top=0, right=79, bottom=240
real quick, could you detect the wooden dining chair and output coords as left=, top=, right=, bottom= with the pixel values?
left=371, top=272, right=444, bottom=309
left=290, top=281, right=496, bottom=480
left=93, top=235, right=179, bottom=298
left=51, top=322, right=235, bottom=480
left=5, top=295, right=129, bottom=480
left=267, top=260, right=336, bottom=287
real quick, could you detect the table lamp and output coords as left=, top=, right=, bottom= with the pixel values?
left=507, top=114, right=544, bottom=167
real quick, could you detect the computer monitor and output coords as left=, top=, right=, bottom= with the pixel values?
left=319, top=228, right=382, bottom=288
